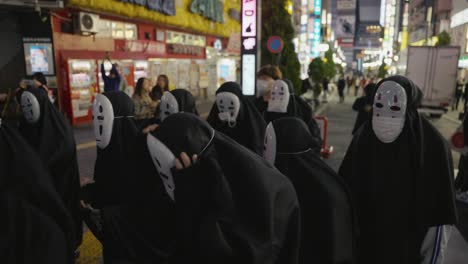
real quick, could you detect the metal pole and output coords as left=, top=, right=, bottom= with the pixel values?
left=257, top=0, right=262, bottom=69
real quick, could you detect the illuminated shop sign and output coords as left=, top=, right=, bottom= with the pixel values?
left=241, top=0, right=257, bottom=96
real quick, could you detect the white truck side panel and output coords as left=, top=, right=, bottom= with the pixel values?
left=406, top=46, right=460, bottom=109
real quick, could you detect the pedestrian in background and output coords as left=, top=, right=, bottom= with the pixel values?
left=322, top=78, right=329, bottom=102
left=101, top=61, right=121, bottom=92
left=352, top=83, right=376, bottom=134
left=133, top=77, right=158, bottom=127
left=150, top=74, right=170, bottom=101
left=453, top=79, right=463, bottom=111
left=338, top=75, right=346, bottom=103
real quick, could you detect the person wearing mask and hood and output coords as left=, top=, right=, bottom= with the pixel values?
left=18, top=88, right=82, bottom=254
left=264, top=80, right=323, bottom=154
left=1, top=120, right=77, bottom=263
left=264, top=117, right=356, bottom=264
left=255, top=65, right=282, bottom=114
left=101, top=113, right=301, bottom=263
left=159, top=89, right=199, bottom=122
left=339, top=75, right=457, bottom=264
left=207, top=82, right=266, bottom=155
left=81, top=91, right=138, bottom=210
left=351, top=83, right=377, bottom=134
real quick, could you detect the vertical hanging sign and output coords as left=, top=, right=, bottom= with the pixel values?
left=241, top=0, right=257, bottom=96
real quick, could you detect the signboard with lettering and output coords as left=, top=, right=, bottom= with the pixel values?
left=241, top=0, right=257, bottom=96
left=167, top=44, right=205, bottom=56
left=118, top=0, right=176, bottom=16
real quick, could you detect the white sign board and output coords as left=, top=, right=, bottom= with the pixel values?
left=241, top=0, right=258, bottom=96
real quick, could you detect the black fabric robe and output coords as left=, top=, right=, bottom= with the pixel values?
left=339, top=75, right=457, bottom=264
left=1, top=122, right=76, bottom=263
left=270, top=117, right=356, bottom=264
left=207, top=82, right=266, bottom=155
left=263, top=94, right=322, bottom=155
left=103, top=113, right=301, bottom=263
left=351, top=83, right=377, bottom=134
left=18, top=88, right=82, bottom=248
left=170, top=89, right=199, bottom=115
left=82, top=92, right=138, bottom=209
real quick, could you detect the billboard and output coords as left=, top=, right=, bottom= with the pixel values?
left=336, top=15, right=356, bottom=39
left=337, top=0, right=356, bottom=11
left=241, top=0, right=258, bottom=95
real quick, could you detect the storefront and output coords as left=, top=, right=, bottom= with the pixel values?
left=51, top=0, right=240, bottom=125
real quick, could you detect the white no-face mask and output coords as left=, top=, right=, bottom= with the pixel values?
left=160, top=92, right=179, bottom=122
left=216, top=92, right=241, bottom=127
left=263, top=122, right=277, bottom=165
left=372, top=81, right=407, bottom=143
left=267, top=80, right=290, bottom=113
left=21, top=91, right=40, bottom=124
left=93, top=94, right=114, bottom=149
left=147, top=134, right=176, bottom=201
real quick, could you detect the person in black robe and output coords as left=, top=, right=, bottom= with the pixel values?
left=263, top=79, right=323, bottom=154
left=102, top=113, right=301, bottom=263
left=207, top=82, right=266, bottom=155
left=18, top=88, right=82, bottom=250
left=81, top=92, right=138, bottom=209
left=263, top=117, right=356, bottom=264
left=159, top=88, right=199, bottom=122
left=454, top=114, right=468, bottom=241
left=351, top=83, right=377, bottom=134
left=339, top=75, right=457, bottom=264
left=1, top=120, right=76, bottom=263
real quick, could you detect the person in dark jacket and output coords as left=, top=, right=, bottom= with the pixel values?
left=351, top=83, right=377, bottom=134
left=101, top=62, right=121, bottom=92
left=338, top=75, right=346, bottom=103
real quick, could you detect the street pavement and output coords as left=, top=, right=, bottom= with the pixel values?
left=75, top=91, right=468, bottom=263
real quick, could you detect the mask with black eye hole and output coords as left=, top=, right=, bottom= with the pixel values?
left=147, top=134, right=176, bottom=201
left=93, top=94, right=114, bottom=149
left=216, top=92, right=241, bottom=128
left=160, top=92, right=179, bottom=122
left=21, top=91, right=40, bottom=124
left=267, top=80, right=290, bottom=113
left=372, top=81, right=407, bottom=143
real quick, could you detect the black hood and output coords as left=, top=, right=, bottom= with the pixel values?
left=270, top=117, right=356, bottom=263
left=1, top=121, right=76, bottom=263
left=339, top=75, right=457, bottom=263
left=153, top=113, right=300, bottom=263
left=170, top=89, right=199, bottom=115
left=207, top=82, right=266, bottom=155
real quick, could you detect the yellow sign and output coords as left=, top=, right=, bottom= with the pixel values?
left=68, top=0, right=240, bottom=37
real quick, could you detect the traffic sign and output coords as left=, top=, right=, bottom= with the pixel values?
left=267, top=36, right=284, bottom=54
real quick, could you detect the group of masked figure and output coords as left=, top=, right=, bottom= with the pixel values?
left=1, top=75, right=458, bottom=264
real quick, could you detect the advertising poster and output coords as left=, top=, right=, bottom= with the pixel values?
left=198, top=64, right=209, bottom=89
left=190, top=63, right=200, bottom=90
left=23, top=42, right=55, bottom=75
left=337, top=0, right=356, bottom=11
left=178, top=62, right=190, bottom=89
left=166, top=61, right=178, bottom=90
left=336, top=15, right=356, bottom=39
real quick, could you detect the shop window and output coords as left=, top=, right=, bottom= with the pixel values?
left=95, top=19, right=137, bottom=40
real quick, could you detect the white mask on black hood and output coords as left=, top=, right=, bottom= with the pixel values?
left=372, top=81, right=407, bottom=143
left=160, top=92, right=179, bottom=122
left=267, top=80, right=290, bottom=113
left=216, top=92, right=241, bottom=127
left=263, top=122, right=277, bottom=165
left=21, top=91, right=40, bottom=124
left=93, top=94, right=114, bottom=149
left=147, top=134, right=176, bottom=201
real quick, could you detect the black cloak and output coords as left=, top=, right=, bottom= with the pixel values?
left=102, top=113, right=301, bottom=263
left=1, top=121, right=76, bottom=263
left=18, top=88, right=82, bottom=248
left=351, top=83, right=377, bottom=134
left=263, top=90, right=322, bottom=155
left=82, top=91, right=138, bottom=209
left=339, top=75, right=457, bottom=264
left=207, top=82, right=266, bottom=155
left=268, top=117, right=356, bottom=264
left=169, top=88, right=199, bottom=115
left=455, top=113, right=468, bottom=192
